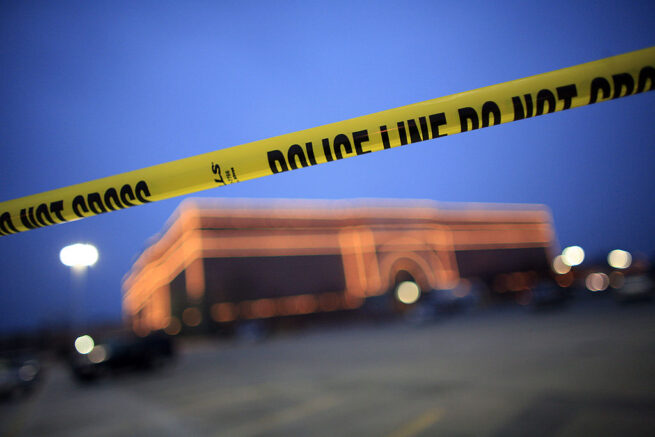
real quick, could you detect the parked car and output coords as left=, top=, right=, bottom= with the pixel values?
left=403, top=281, right=482, bottom=325
left=0, top=354, right=42, bottom=400
left=612, top=275, right=654, bottom=303
left=70, top=330, right=175, bottom=382
left=528, top=280, right=569, bottom=309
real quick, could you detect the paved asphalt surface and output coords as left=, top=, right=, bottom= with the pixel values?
left=2, top=297, right=655, bottom=436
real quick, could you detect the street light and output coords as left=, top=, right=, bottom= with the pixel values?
left=60, top=243, right=99, bottom=269
left=60, top=243, right=98, bottom=330
left=561, top=245, right=585, bottom=267
left=607, top=249, right=632, bottom=269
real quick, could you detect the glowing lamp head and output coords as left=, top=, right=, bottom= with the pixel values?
left=552, top=255, right=571, bottom=275
left=74, top=335, right=95, bottom=354
left=607, top=249, right=632, bottom=269
left=395, top=281, right=421, bottom=305
left=561, top=246, right=585, bottom=267
left=60, top=244, right=99, bottom=267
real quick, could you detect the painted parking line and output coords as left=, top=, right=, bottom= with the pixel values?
left=219, top=394, right=340, bottom=437
left=386, top=407, right=444, bottom=437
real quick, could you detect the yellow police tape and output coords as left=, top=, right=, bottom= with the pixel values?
left=1, top=46, right=654, bottom=236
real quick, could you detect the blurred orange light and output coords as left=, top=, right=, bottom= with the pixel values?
left=182, top=307, right=202, bottom=326
left=135, top=326, right=151, bottom=337
left=211, top=303, right=237, bottom=322
left=555, top=272, right=574, bottom=288
left=252, top=299, right=276, bottom=318
left=165, top=317, right=182, bottom=335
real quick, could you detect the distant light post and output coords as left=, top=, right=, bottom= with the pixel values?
left=60, top=243, right=98, bottom=330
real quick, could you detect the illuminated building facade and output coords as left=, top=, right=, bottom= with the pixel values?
left=122, top=199, right=556, bottom=335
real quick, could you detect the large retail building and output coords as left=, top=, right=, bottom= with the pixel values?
left=122, top=199, right=557, bottom=335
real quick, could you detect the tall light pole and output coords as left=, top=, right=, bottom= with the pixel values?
left=60, top=243, right=98, bottom=331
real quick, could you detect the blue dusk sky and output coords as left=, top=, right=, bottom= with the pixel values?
left=1, top=1, right=654, bottom=332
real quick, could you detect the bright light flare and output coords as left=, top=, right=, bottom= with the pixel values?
left=608, top=249, right=632, bottom=269
left=182, top=307, right=202, bottom=326
left=586, top=272, right=609, bottom=292
left=165, top=317, right=182, bottom=335
left=395, top=281, right=421, bottom=305
left=552, top=255, right=571, bottom=274
left=60, top=244, right=99, bottom=267
left=74, top=335, right=95, bottom=354
left=562, top=246, right=585, bottom=267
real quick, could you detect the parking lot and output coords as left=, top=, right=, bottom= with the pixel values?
left=2, top=297, right=655, bottom=436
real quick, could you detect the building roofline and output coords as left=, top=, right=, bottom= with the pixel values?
left=123, top=198, right=554, bottom=288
